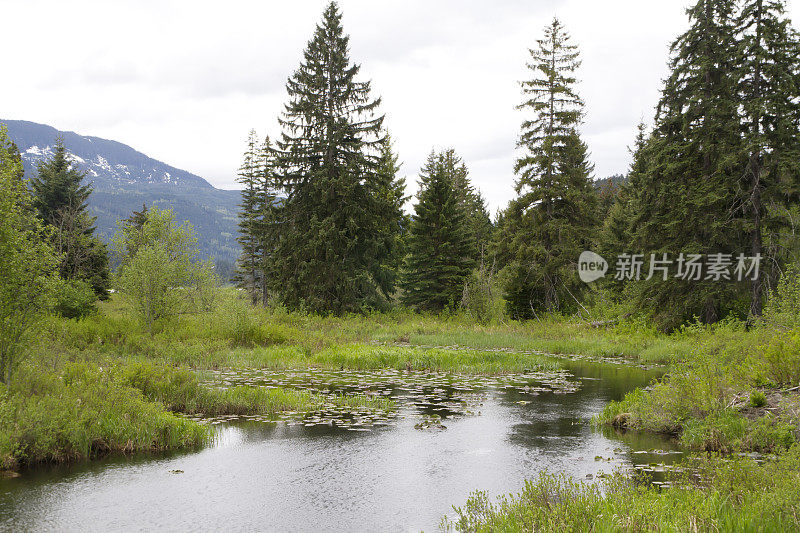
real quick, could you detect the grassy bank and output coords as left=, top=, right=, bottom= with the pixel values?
left=0, top=362, right=208, bottom=471
left=444, top=445, right=800, bottom=532
left=0, top=359, right=390, bottom=472
left=439, top=319, right=800, bottom=531
left=597, top=327, right=800, bottom=453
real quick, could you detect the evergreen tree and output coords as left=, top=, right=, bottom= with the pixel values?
left=444, top=149, right=493, bottom=259
left=499, top=18, right=598, bottom=317
left=270, top=2, right=403, bottom=313
left=598, top=123, right=649, bottom=297
left=401, top=152, right=476, bottom=311
left=596, top=174, right=625, bottom=222
left=30, top=137, right=92, bottom=226
left=126, top=203, right=149, bottom=231
left=255, top=136, right=279, bottom=306
left=631, top=0, right=748, bottom=329
left=234, top=130, right=265, bottom=305
left=734, top=0, right=800, bottom=316
left=367, top=134, right=409, bottom=299
left=30, top=137, right=109, bottom=299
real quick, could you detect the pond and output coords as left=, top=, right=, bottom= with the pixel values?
left=0, top=355, right=680, bottom=532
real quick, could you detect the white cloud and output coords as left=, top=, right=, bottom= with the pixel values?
left=3, top=0, right=798, bottom=213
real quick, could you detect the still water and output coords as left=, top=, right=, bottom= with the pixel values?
left=0, top=357, right=677, bottom=532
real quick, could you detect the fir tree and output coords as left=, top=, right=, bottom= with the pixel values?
left=734, top=0, right=800, bottom=316
left=270, top=2, right=403, bottom=313
left=597, top=123, right=649, bottom=297
left=443, top=149, right=493, bottom=260
left=255, top=136, right=279, bottom=306
left=366, top=134, right=409, bottom=298
left=30, top=137, right=109, bottom=299
left=126, top=203, right=149, bottom=231
left=499, top=18, right=598, bottom=317
left=30, top=137, right=92, bottom=226
left=234, top=130, right=266, bottom=305
left=401, top=151, right=476, bottom=311
left=631, top=0, right=747, bottom=328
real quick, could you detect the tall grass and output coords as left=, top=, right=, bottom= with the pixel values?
left=309, top=344, right=558, bottom=373
left=596, top=326, right=800, bottom=452
left=444, top=445, right=800, bottom=532
left=0, top=362, right=209, bottom=470
left=41, top=289, right=720, bottom=370
left=117, top=360, right=390, bottom=415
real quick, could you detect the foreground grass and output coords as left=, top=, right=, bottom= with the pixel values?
left=0, top=362, right=208, bottom=470
left=444, top=445, right=800, bottom=532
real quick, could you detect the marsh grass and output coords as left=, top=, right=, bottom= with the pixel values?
left=597, top=326, right=800, bottom=452
left=0, top=362, right=209, bottom=470
left=0, top=357, right=393, bottom=471
left=42, top=289, right=715, bottom=371
left=17, top=288, right=797, bottom=475
left=117, top=361, right=392, bottom=415
left=308, top=344, right=558, bottom=373
left=443, top=445, right=800, bottom=532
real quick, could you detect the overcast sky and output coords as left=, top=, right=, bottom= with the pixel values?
left=4, top=0, right=799, bottom=214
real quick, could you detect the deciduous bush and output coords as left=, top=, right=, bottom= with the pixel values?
left=52, top=279, right=98, bottom=319
left=113, top=207, right=218, bottom=331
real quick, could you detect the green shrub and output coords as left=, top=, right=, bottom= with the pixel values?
left=444, top=446, right=800, bottom=532
left=211, top=299, right=294, bottom=348
left=764, top=263, right=800, bottom=328
left=750, top=390, right=767, bottom=408
left=52, top=279, right=98, bottom=319
left=758, top=331, right=800, bottom=387
left=460, top=266, right=506, bottom=325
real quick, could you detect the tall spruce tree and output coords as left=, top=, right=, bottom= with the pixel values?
left=270, top=2, right=404, bottom=313
left=31, top=137, right=92, bottom=226
left=401, top=151, right=476, bottom=311
left=255, top=136, right=279, bottom=306
left=30, top=137, right=109, bottom=299
left=631, top=0, right=748, bottom=329
left=126, top=203, right=149, bottom=231
left=498, top=18, right=597, bottom=317
left=734, top=0, right=800, bottom=316
left=367, top=133, right=409, bottom=297
left=234, top=130, right=266, bottom=305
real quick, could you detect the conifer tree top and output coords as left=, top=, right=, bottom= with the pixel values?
left=275, top=1, right=384, bottom=191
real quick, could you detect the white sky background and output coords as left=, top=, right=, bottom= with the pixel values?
left=4, top=0, right=799, bottom=215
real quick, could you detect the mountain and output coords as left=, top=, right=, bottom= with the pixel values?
left=2, top=119, right=241, bottom=278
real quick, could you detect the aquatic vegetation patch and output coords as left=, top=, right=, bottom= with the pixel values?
left=200, top=366, right=580, bottom=431
left=307, top=343, right=560, bottom=373
left=596, top=330, right=800, bottom=453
